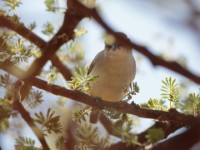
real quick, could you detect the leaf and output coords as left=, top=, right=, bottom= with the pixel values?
left=161, top=77, right=180, bottom=108
left=72, top=107, right=91, bottom=123
left=3, top=0, right=22, bottom=10
left=55, top=136, right=66, bottom=150
left=15, top=136, right=41, bottom=150
left=75, top=123, right=110, bottom=149
left=68, top=67, right=98, bottom=93
left=178, top=93, right=200, bottom=116
left=42, top=22, right=55, bottom=36
left=44, top=0, right=57, bottom=12
left=0, top=73, right=12, bottom=87
left=142, top=98, right=167, bottom=111
left=28, top=22, right=37, bottom=30
left=123, top=82, right=140, bottom=101
left=145, top=128, right=164, bottom=143
left=34, top=108, right=62, bottom=134
left=24, top=90, right=44, bottom=108
left=74, top=27, right=87, bottom=37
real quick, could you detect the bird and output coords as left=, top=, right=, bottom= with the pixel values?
left=87, top=32, right=136, bottom=123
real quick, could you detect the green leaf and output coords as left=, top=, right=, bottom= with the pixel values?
left=44, top=0, right=57, bottom=12
left=42, top=22, right=55, bottom=36
left=34, top=108, right=62, bottom=134
left=74, top=27, right=87, bottom=37
left=75, top=123, right=110, bottom=149
left=161, top=77, right=180, bottom=108
left=68, top=67, right=98, bottom=93
left=141, top=98, right=167, bottom=111
left=72, top=107, right=91, bottom=123
left=178, top=93, right=200, bottom=116
left=145, top=128, right=164, bottom=143
left=123, top=82, right=140, bottom=101
left=24, top=90, right=44, bottom=108
left=55, top=136, right=66, bottom=150
left=3, top=0, right=22, bottom=10
left=28, top=22, right=37, bottom=30
left=15, top=136, right=41, bottom=150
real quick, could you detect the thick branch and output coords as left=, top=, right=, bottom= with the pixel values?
left=100, top=113, right=184, bottom=144
left=107, top=142, right=136, bottom=150
left=0, top=60, right=197, bottom=127
left=152, top=120, right=200, bottom=150
left=71, top=1, right=200, bottom=84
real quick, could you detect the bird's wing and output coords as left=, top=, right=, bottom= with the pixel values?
left=87, top=50, right=104, bottom=75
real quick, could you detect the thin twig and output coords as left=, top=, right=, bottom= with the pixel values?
left=13, top=101, right=50, bottom=150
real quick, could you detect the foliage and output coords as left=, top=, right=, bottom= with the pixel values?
left=2, top=0, right=21, bottom=15
left=0, top=98, right=11, bottom=131
left=145, top=128, right=164, bottom=143
left=74, top=27, right=88, bottom=37
left=24, top=90, right=44, bottom=109
left=28, top=22, right=37, bottom=31
left=178, top=93, right=200, bottom=116
left=0, top=31, right=35, bottom=63
left=60, top=41, right=85, bottom=64
left=0, top=24, right=41, bottom=64
left=141, top=77, right=200, bottom=118
left=123, top=82, right=140, bottom=101
left=68, top=67, right=98, bottom=92
left=44, top=0, right=59, bottom=12
left=141, top=77, right=179, bottom=110
left=56, top=97, right=68, bottom=106
left=72, top=107, right=111, bottom=149
left=55, top=136, right=66, bottom=150
left=75, top=123, right=110, bottom=150
left=112, top=113, right=141, bottom=146
left=72, top=107, right=91, bottom=123
left=141, top=98, right=167, bottom=111
left=34, top=108, right=62, bottom=134
left=103, top=107, right=141, bottom=146
left=0, top=74, right=15, bottom=132
left=15, top=136, right=41, bottom=150
left=42, top=22, right=55, bottom=36
left=103, top=107, right=122, bottom=120
left=161, top=77, right=180, bottom=108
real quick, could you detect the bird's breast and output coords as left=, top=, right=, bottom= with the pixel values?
left=88, top=54, right=136, bottom=102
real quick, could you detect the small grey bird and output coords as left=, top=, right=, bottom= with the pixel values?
left=88, top=32, right=136, bottom=123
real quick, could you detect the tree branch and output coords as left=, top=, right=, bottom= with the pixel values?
left=0, top=60, right=197, bottom=127
left=107, top=142, right=136, bottom=150
left=23, top=3, right=85, bottom=78
left=12, top=80, right=49, bottom=150
left=100, top=113, right=185, bottom=145
left=152, top=119, right=200, bottom=150
left=105, top=119, right=193, bottom=150
left=71, top=1, right=200, bottom=85
left=0, top=15, right=73, bottom=81
left=12, top=81, right=49, bottom=150
left=12, top=100, right=50, bottom=150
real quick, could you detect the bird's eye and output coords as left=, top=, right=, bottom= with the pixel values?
left=112, top=44, right=119, bottom=50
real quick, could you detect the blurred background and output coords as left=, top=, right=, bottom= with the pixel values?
left=0, top=0, right=200, bottom=149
